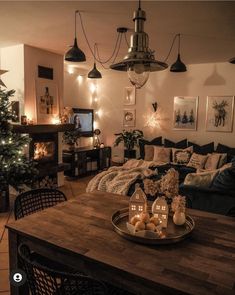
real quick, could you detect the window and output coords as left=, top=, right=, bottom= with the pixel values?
left=156, top=205, right=160, bottom=210
left=131, top=205, right=136, bottom=211
left=162, top=206, right=166, bottom=210
left=138, top=205, right=143, bottom=211
left=162, top=214, right=166, bottom=219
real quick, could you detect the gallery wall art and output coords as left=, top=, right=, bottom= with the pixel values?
left=206, top=96, right=234, bottom=132
left=123, top=109, right=136, bottom=127
left=124, top=86, right=136, bottom=106
left=173, top=96, right=198, bottom=130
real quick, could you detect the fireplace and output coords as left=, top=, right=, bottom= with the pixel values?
left=12, top=124, right=74, bottom=188
left=30, top=133, right=58, bottom=165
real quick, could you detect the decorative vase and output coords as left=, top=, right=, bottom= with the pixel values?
left=173, top=211, right=186, bottom=226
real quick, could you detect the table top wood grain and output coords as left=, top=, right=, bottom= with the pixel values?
left=6, top=191, right=235, bottom=295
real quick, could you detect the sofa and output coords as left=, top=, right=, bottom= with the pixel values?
left=138, top=137, right=235, bottom=216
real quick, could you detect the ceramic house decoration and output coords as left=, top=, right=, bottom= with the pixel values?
left=151, top=197, right=169, bottom=228
left=129, top=185, right=147, bottom=222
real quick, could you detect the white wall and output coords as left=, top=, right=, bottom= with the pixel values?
left=0, top=45, right=25, bottom=117
left=64, top=62, right=235, bottom=154
left=24, top=45, right=64, bottom=123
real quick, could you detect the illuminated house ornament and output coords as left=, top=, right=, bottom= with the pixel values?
left=152, top=197, right=169, bottom=228
left=110, top=0, right=168, bottom=89
left=129, top=184, right=147, bottom=221
left=65, top=10, right=86, bottom=62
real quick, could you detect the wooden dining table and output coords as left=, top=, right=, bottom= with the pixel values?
left=6, top=191, right=235, bottom=295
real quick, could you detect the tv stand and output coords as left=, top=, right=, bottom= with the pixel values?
left=62, top=146, right=111, bottom=178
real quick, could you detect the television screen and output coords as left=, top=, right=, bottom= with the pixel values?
left=71, top=108, right=94, bottom=137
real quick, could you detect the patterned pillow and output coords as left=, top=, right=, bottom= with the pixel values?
left=187, top=153, right=208, bottom=169
left=172, top=146, right=193, bottom=165
left=153, top=147, right=171, bottom=163
left=204, top=153, right=221, bottom=170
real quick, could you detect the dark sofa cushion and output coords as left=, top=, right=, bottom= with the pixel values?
left=216, top=143, right=235, bottom=162
left=139, top=137, right=162, bottom=159
left=164, top=138, right=187, bottom=149
left=188, top=141, right=214, bottom=155
left=211, top=165, right=235, bottom=192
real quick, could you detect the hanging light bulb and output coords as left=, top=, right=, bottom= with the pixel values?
left=110, top=0, right=168, bottom=88
left=127, top=64, right=150, bottom=88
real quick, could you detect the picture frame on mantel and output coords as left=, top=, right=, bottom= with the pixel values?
left=206, top=95, right=234, bottom=132
left=124, top=86, right=136, bottom=106
left=35, top=78, right=59, bottom=124
left=173, top=96, right=198, bottom=130
left=123, top=109, right=136, bottom=127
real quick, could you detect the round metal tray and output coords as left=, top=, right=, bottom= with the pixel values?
left=111, top=207, right=195, bottom=245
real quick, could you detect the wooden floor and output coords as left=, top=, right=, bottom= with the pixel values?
left=0, top=176, right=92, bottom=295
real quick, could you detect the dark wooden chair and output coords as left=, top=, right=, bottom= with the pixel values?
left=14, top=188, right=67, bottom=220
left=18, top=244, right=107, bottom=295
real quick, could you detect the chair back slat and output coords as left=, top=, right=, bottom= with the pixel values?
left=14, top=188, right=67, bottom=220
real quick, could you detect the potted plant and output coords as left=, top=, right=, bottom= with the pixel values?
left=114, top=129, right=143, bottom=159
left=63, top=129, right=81, bottom=150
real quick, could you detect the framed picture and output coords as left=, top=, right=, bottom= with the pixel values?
left=173, top=96, right=198, bottom=130
left=123, top=109, right=136, bottom=127
left=35, top=79, right=59, bottom=123
left=124, top=86, right=136, bottom=105
left=206, top=96, right=234, bottom=132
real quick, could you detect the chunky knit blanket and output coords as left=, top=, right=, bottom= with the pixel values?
left=86, top=164, right=156, bottom=196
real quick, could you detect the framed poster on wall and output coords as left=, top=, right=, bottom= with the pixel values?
left=123, top=109, right=136, bottom=127
left=206, top=96, right=234, bottom=132
left=173, top=96, right=198, bottom=130
left=35, top=79, right=59, bottom=123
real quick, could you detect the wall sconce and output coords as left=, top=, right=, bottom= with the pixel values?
left=152, top=102, right=158, bottom=112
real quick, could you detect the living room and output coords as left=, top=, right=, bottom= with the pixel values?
left=0, top=1, right=235, bottom=295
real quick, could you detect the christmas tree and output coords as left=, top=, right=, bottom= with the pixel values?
left=0, top=89, right=37, bottom=191
left=181, top=111, right=188, bottom=124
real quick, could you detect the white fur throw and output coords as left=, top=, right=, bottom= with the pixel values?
left=86, top=165, right=156, bottom=195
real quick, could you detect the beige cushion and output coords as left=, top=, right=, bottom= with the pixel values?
left=187, top=153, right=208, bottom=169
left=153, top=146, right=171, bottom=163
left=144, top=145, right=154, bottom=161
left=172, top=146, right=193, bottom=165
left=213, top=153, right=227, bottom=168
left=184, top=170, right=219, bottom=188
left=204, top=153, right=221, bottom=170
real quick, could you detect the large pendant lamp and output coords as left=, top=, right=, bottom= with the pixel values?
left=170, top=34, right=187, bottom=72
left=110, top=0, right=168, bottom=89
left=65, top=10, right=86, bottom=62
left=88, top=44, right=102, bottom=79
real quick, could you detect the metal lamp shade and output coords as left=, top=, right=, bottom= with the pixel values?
left=110, top=7, right=168, bottom=74
left=65, top=38, right=86, bottom=62
left=229, top=57, right=235, bottom=64
left=88, top=63, right=102, bottom=79
left=170, top=54, right=187, bottom=72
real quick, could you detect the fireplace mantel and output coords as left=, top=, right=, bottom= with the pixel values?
left=12, top=124, right=74, bottom=134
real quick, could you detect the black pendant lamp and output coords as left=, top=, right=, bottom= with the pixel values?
left=65, top=10, right=86, bottom=62
left=229, top=57, right=235, bottom=64
left=170, top=34, right=187, bottom=72
left=88, top=44, right=102, bottom=79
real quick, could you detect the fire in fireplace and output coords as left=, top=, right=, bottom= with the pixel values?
left=34, top=142, right=55, bottom=161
